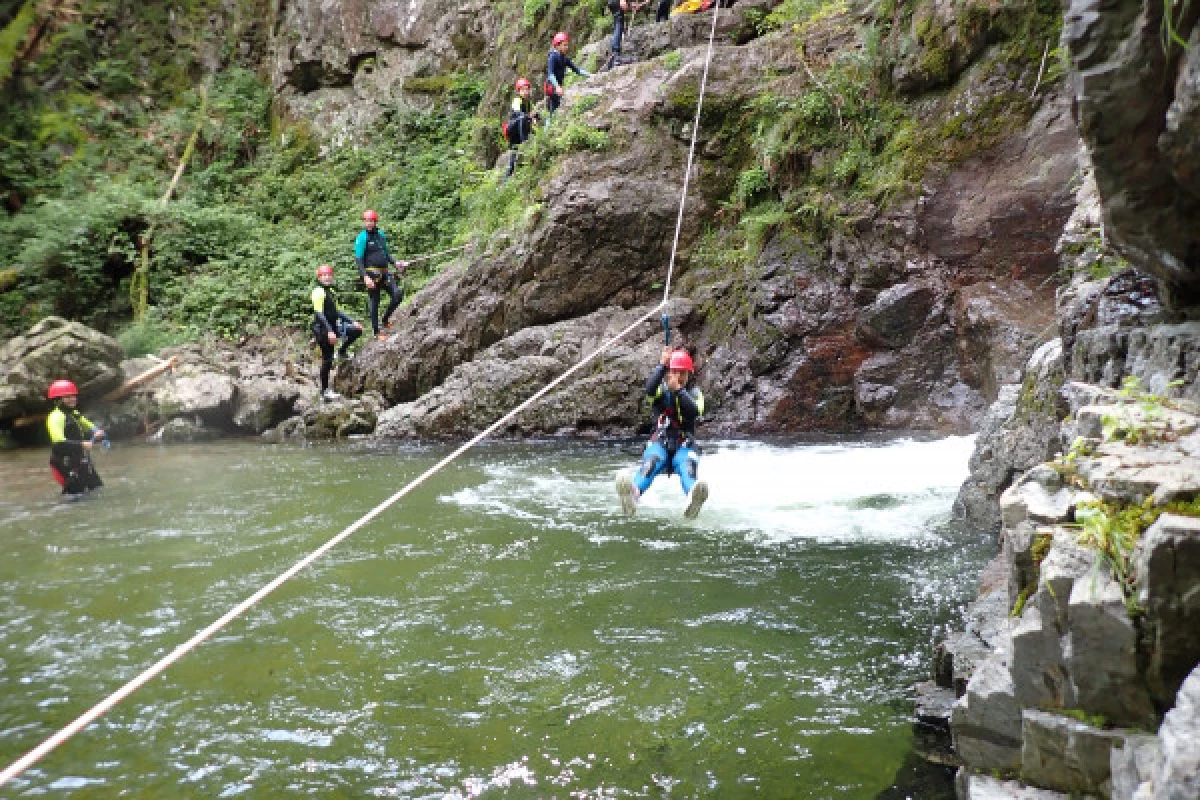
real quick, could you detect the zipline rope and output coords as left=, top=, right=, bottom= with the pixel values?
left=403, top=242, right=472, bottom=267
left=0, top=5, right=723, bottom=788
left=662, top=0, right=721, bottom=305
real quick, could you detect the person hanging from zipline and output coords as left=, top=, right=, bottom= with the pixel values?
left=46, top=379, right=106, bottom=497
left=312, top=264, right=363, bottom=402
left=355, top=209, right=410, bottom=339
left=503, top=77, right=539, bottom=181
left=615, top=346, right=709, bottom=519
left=544, top=32, right=592, bottom=125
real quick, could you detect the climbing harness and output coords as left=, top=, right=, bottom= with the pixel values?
left=0, top=3, right=724, bottom=788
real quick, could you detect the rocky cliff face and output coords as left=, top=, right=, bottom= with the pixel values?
left=325, top=4, right=1079, bottom=439
left=1064, top=0, right=1200, bottom=306
left=941, top=0, right=1200, bottom=794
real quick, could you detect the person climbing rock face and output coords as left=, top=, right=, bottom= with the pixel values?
left=45, top=379, right=105, bottom=497
left=544, top=32, right=591, bottom=124
left=312, top=264, right=363, bottom=402
left=615, top=347, right=709, bottom=518
left=505, top=77, right=539, bottom=180
left=355, top=209, right=409, bottom=339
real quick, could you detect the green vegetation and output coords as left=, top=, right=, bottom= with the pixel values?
left=1011, top=530, right=1053, bottom=617
left=0, top=0, right=1069, bottom=353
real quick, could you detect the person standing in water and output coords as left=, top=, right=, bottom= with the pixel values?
left=46, top=379, right=105, bottom=497
left=616, top=347, right=709, bottom=518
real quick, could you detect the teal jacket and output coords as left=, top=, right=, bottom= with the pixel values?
left=354, top=229, right=395, bottom=277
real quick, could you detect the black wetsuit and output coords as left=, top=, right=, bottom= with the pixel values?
left=546, top=49, right=588, bottom=118
left=311, top=282, right=362, bottom=390
left=506, top=94, right=536, bottom=177
left=47, top=406, right=103, bottom=495
left=355, top=228, right=403, bottom=334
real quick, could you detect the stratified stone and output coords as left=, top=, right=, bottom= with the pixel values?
left=1110, top=733, right=1160, bottom=800
left=1155, top=665, right=1200, bottom=800
left=955, top=769, right=1069, bottom=799
left=952, top=645, right=1022, bottom=772
left=1005, top=521, right=1041, bottom=612
left=1136, top=513, right=1200, bottom=711
left=1021, top=709, right=1123, bottom=796
left=1065, top=566, right=1156, bottom=728
left=1010, top=603, right=1067, bottom=711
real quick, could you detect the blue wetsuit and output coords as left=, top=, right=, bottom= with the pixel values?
left=545, top=49, right=590, bottom=119
left=632, top=364, right=705, bottom=495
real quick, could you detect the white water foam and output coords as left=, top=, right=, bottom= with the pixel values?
left=446, top=436, right=976, bottom=546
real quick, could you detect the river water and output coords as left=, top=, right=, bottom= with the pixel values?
left=0, top=436, right=987, bottom=798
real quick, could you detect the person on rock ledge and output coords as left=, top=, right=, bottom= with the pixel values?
left=312, top=263, right=363, bottom=402
left=544, top=32, right=592, bottom=124
left=355, top=209, right=409, bottom=340
left=604, top=0, right=647, bottom=71
left=615, top=346, right=709, bottom=519
left=504, top=77, right=539, bottom=181
left=46, top=379, right=106, bottom=497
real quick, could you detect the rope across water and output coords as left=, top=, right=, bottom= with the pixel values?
left=0, top=6, right=724, bottom=788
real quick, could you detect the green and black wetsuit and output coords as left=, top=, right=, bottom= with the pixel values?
left=312, top=282, right=362, bottom=390
left=354, top=228, right=402, bottom=335
left=47, top=405, right=103, bottom=494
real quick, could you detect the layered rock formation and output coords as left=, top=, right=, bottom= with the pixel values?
left=941, top=1, right=1200, bottom=794
left=337, top=7, right=1078, bottom=439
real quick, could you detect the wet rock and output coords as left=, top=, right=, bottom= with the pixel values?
left=232, top=377, right=303, bottom=434
left=374, top=305, right=669, bottom=439
left=0, top=317, right=124, bottom=420
left=1135, top=513, right=1200, bottom=711
left=262, top=415, right=307, bottom=443
left=1065, top=566, right=1156, bottom=729
left=915, top=680, right=961, bottom=768
left=153, top=416, right=223, bottom=444
left=934, top=559, right=1009, bottom=694
left=1020, top=709, right=1123, bottom=796
left=955, top=770, right=1069, bottom=799
left=1109, top=733, right=1160, bottom=800
left=956, top=339, right=1066, bottom=534
left=151, top=371, right=237, bottom=429
left=1064, top=0, right=1200, bottom=305
left=856, top=281, right=937, bottom=348
left=301, top=392, right=385, bottom=439
left=1009, top=600, right=1067, bottom=711
left=952, top=637, right=1023, bottom=772
left=1154, top=665, right=1200, bottom=800
left=1071, top=322, right=1200, bottom=404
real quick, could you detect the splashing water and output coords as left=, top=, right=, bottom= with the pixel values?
left=0, top=436, right=986, bottom=798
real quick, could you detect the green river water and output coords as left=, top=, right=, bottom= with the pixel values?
left=0, top=436, right=988, bottom=798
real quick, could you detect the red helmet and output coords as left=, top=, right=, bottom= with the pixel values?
left=47, top=379, right=78, bottom=399
left=515, top=77, right=531, bottom=91
left=362, top=209, right=379, bottom=222
left=668, top=350, right=694, bottom=372
left=317, top=264, right=334, bottom=280
left=552, top=32, right=569, bottom=47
